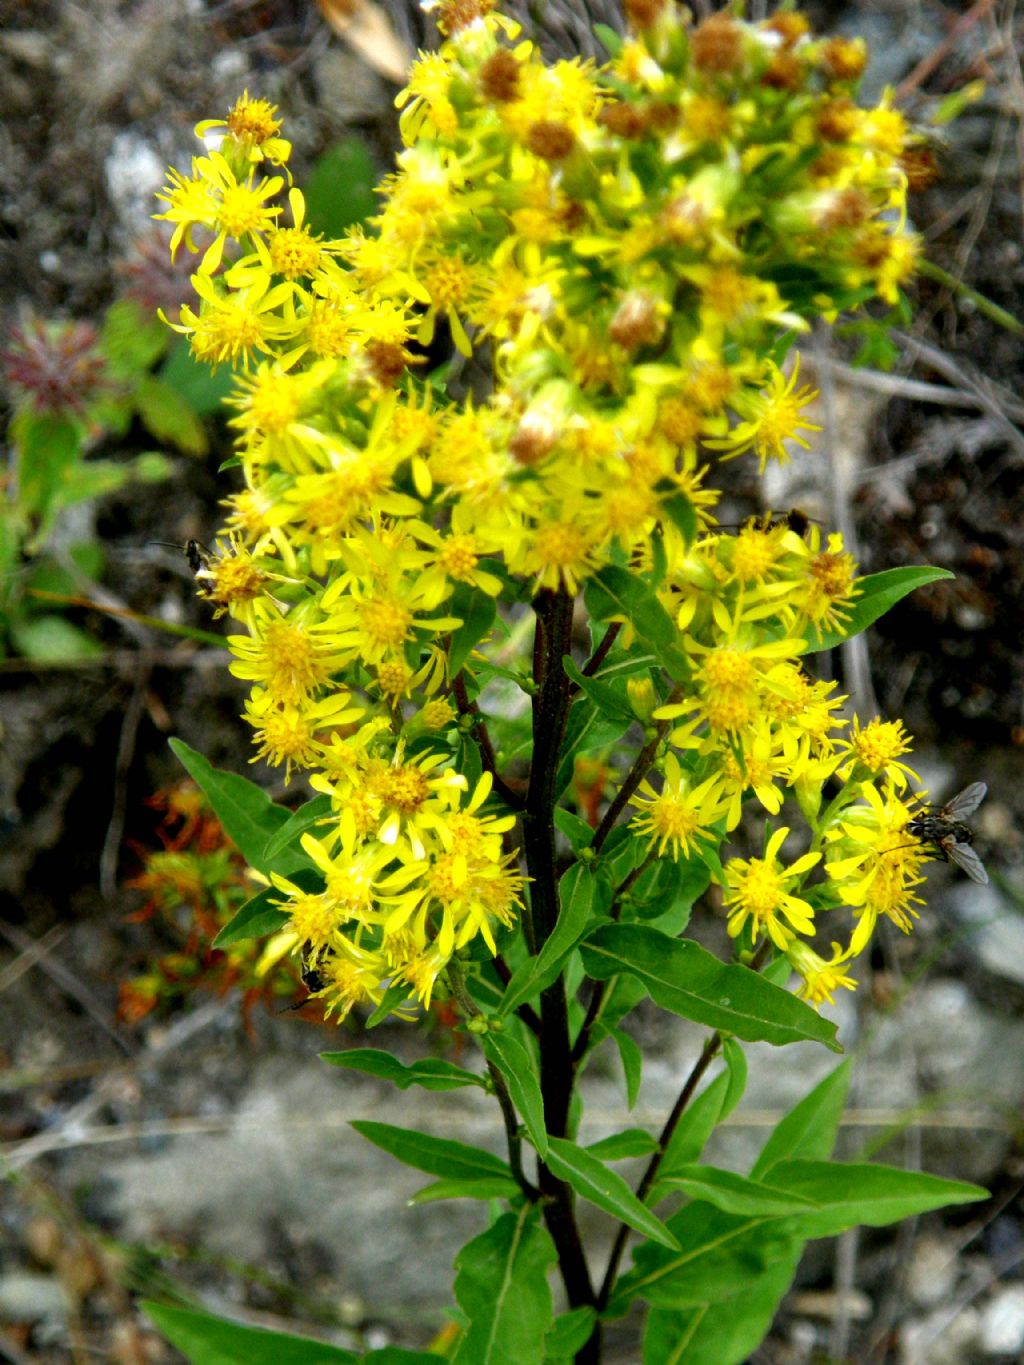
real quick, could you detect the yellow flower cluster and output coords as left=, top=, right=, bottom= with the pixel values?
left=155, top=3, right=934, bottom=1017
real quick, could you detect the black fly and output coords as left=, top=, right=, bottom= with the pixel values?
left=279, top=948, right=328, bottom=1012
left=907, top=783, right=989, bottom=885
left=151, top=539, right=210, bottom=575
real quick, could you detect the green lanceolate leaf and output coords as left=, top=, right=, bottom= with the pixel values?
left=169, top=739, right=300, bottom=877
left=562, top=656, right=635, bottom=722
left=482, top=1032, right=548, bottom=1158
left=134, top=373, right=208, bottom=456
left=212, top=887, right=292, bottom=948
left=751, top=1058, right=851, bottom=1179
left=304, top=135, right=377, bottom=234
left=610, top=1027, right=643, bottom=1109
left=262, top=795, right=333, bottom=862
left=544, top=1137, right=680, bottom=1250
left=447, top=582, right=498, bottom=679
left=608, top=1203, right=799, bottom=1315
left=656, top=1164, right=818, bottom=1217
left=545, top=1307, right=598, bottom=1362
left=142, top=1301, right=357, bottom=1364
left=365, top=1350, right=449, bottom=1364
left=586, top=1128, right=658, bottom=1161
left=583, top=565, right=688, bottom=675
left=554, top=699, right=633, bottom=799
left=321, top=1048, right=484, bottom=1092
left=642, top=1250, right=802, bottom=1365
left=553, top=807, right=595, bottom=852
left=580, top=924, right=841, bottom=1051
left=799, top=566, right=954, bottom=653
left=408, top=1176, right=519, bottom=1203
left=453, top=1206, right=556, bottom=1365
left=656, top=1047, right=747, bottom=1188
left=766, top=1160, right=987, bottom=1237
left=500, top=863, right=603, bottom=1016
left=350, top=1120, right=511, bottom=1183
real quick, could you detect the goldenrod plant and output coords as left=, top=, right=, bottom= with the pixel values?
left=144, top=4, right=986, bottom=1360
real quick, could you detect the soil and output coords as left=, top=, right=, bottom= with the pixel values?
left=2, top=3, right=1023, bottom=1363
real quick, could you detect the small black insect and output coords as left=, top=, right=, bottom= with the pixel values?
left=150, top=539, right=211, bottom=575
left=278, top=951, right=328, bottom=1013
left=907, top=782, right=989, bottom=885
left=300, top=958, right=327, bottom=994
left=746, top=508, right=812, bottom=537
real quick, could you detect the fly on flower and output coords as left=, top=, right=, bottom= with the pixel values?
left=907, top=783, right=989, bottom=885
left=279, top=945, right=328, bottom=1012
left=152, top=539, right=210, bottom=575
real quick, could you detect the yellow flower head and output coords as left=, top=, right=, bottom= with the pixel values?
left=724, top=826, right=821, bottom=949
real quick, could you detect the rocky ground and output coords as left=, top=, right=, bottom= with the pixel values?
left=2, top=2, right=1024, bottom=1363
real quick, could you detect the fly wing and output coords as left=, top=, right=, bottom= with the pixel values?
left=944, top=839, right=989, bottom=885
left=944, top=782, right=987, bottom=820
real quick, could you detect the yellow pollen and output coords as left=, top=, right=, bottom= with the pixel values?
left=732, top=528, right=781, bottom=581
left=287, top=893, right=337, bottom=949
left=264, top=620, right=326, bottom=699
left=535, top=521, right=584, bottom=565
left=380, top=765, right=430, bottom=813
left=359, top=597, right=412, bottom=648
left=425, top=258, right=474, bottom=307
left=736, top=860, right=782, bottom=919
left=377, top=661, right=413, bottom=697
left=217, top=182, right=277, bottom=239
left=210, top=556, right=266, bottom=604
left=306, top=302, right=352, bottom=357
left=705, top=691, right=753, bottom=732
left=810, top=551, right=854, bottom=597
left=438, top=535, right=479, bottom=579
left=703, top=648, right=755, bottom=691
left=269, top=227, right=321, bottom=279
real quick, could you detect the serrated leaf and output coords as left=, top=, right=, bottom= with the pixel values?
left=262, top=794, right=333, bottom=862
left=501, top=863, right=601, bottom=1016
left=769, top=1160, right=987, bottom=1237
left=321, top=1047, right=483, bottom=1091
left=751, top=1059, right=851, bottom=1179
left=447, top=582, right=497, bottom=679
left=545, top=1137, right=679, bottom=1250
left=142, top=1301, right=357, bottom=1364
left=453, top=1207, right=556, bottom=1365
left=168, top=739, right=299, bottom=876
left=350, top=1120, right=511, bottom=1183
left=800, top=567, right=954, bottom=653
left=483, top=1032, right=548, bottom=1158
left=580, top=924, right=840, bottom=1051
